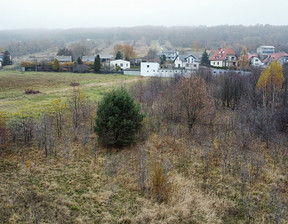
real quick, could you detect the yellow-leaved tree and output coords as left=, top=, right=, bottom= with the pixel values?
left=237, top=47, right=250, bottom=70
left=256, top=61, right=284, bottom=110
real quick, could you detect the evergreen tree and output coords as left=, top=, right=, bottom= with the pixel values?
left=94, top=88, right=144, bottom=147
left=77, top=57, right=83, bottom=65
left=115, top=51, right=122, bottom=60
left=160, top=55, right=166, bottom=66
left=94, top=55, right=101, bottom=73
left=3, top=51, right=12, bottom=66
left=201, top=50, right=210, bottom=66
left=53, top=59, right=59, bottom=72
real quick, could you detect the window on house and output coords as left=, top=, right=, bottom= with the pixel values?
left=217, top=62, right=219, bottom=65
left=194, top=64, right=197, bottom=67
left=120, top=63, right=123, bottom=66
left=147, top=65, right=150, bottom=68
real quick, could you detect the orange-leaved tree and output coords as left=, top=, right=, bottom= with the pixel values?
left=257, top=61, right=284, bottom=110
left=176, top=75, right=214, bottom=132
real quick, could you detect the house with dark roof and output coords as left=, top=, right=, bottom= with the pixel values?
left=159, top=50, right=179, bottom=61
left=262, top=52, right=288, bottom=65
left=174, top=54, right=200, bottom=70
left=210, top=48, right=237, bottom=67
left=55, top=56, right=72, bottom=63
left=82, top=54, right=113, bottom=64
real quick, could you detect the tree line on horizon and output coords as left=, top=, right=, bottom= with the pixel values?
left=1, top=25, right=288, bottom=57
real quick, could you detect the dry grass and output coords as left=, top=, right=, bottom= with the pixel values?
left=0, top=115, right=287, bottom=223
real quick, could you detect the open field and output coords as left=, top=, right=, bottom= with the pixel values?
left=0, top=71, right=140, bottom=115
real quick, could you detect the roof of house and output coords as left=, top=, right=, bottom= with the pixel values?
left=110, top=59, right=130, bottom=63
left=263, top=52, right=288, bottom=64
left=209, top=48, right=236, bottom=61
left=176, top=54, right=200, bottom=63
left=99, top=54, right=113, bottom=59
left=161, top=50, right=178, bottom=54
left=55, top=56, right=72, bottom=62
left=248, top=54, right=259, bottom=60
left=258, top=46, right=275, bottom=49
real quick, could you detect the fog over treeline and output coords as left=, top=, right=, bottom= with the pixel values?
left=1, top=25, right=288, bottom=57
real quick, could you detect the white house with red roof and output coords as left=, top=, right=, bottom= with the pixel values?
left=248, top=54, right=263, bottom=67
left=209, top=48, right=237, bottom=67
left=263, top=52, right=288, bottom=65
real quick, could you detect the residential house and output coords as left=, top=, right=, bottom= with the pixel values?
left=209, top=48, right=237, bottom=67
left=55, top=56, right=72, bottom=63
left=82, top=54, right=113, bottom=64
left=174, top=54, right=200, bottom=70
left=110, top=59, right=130, bottom=70
left=256, top=46, right=275, bottom=60
left=263, top=52, right=288, bottom=65
left=99, top=54, right=113, bottom=63
left=248, top=54, right=263, bottom=67
left=82, top=56, right=95, bottom=63
left=140, top=62, right=159, bottom=76
left=159, top=50, right=179, bottom=61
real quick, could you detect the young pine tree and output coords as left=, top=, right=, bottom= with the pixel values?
left=94, top=55, right=101, bottom=73
left=3, top=51, right=12, bottom=66
left=53, top=59, right=59, bottom=72
left=94, top=88, right=144, bottom=148
left=201, top=49, right=210, bottom=66
left=115, top=51, right=122, bottom=60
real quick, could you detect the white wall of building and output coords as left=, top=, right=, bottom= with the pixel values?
left=251, top=56, right=263, bottom=66
left=174, top=55, right=199, bottom=69
left=110, top=60, right=130, bottom=70
left=140, top=62, right=160, bottom=76
left=210, top=60, right=224, bottom=67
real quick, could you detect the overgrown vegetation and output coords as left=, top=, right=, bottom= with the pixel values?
left=1, top=65, right=288, bottom=223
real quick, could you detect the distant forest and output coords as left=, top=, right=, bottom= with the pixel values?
left=1, top=25, right=288, bottom=57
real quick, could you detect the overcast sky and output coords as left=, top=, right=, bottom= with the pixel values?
left=1, top=0, right=288, bottom=30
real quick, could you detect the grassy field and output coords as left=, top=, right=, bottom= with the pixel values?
left=0, top=70, right=140, bottom=115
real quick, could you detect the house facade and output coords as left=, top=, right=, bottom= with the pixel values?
left=210, top=48, right=237, bottom=67
left=174, top=54, right=200, bottom=70
left=140, top=62, right=159, bottom=76
left=55, top=56, right=72, bottom=63
left=82, top=56, right=95, bottom=63
left=110, top=59, right=130, bottom=70
left=159, top=50, right=179, bottom=61
left=256, top=46, right=275, bottom=60
left=263, top=52, right=288, bottom=65
left=82, top=54, right=113, bottom=63
left=248, top=54, right=263, bottom=67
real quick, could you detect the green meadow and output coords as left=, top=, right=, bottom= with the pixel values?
left=0, top=70, right=140, bottom=115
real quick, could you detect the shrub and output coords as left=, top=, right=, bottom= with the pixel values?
left=0, top=112, right=9, bottom=150
left=94, top=88, right=144, bottom=148
left=25, top=89, right=41, bottom=94
left=151, top=161, right=171, bottom=203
